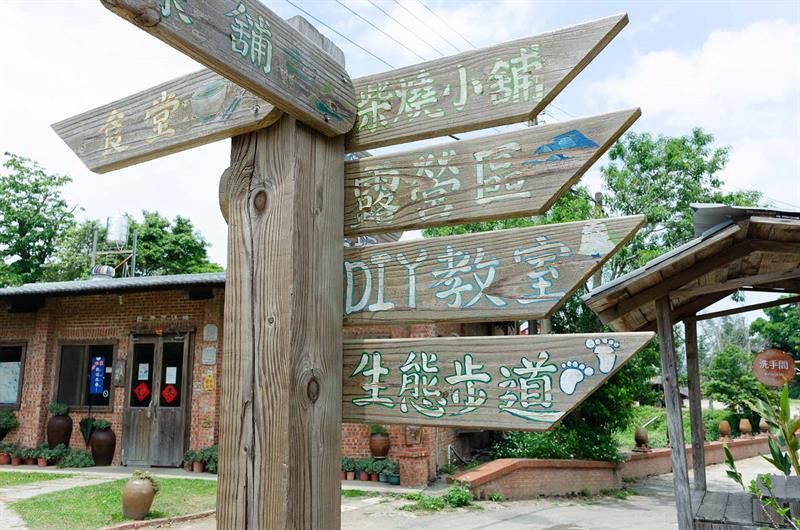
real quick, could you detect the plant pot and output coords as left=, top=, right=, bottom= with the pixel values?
left=11, top=457, right=21, bottom=466
left=379, top=473, right=387, bottom=483
left=359, top=471, right=369, bottom=481
left=345, top=471, right=355, bottom=481
left=341, top=470, right=346, bottom=480
left=370, top=473, right=379, bottom=482
left=718, top=420, right=731, bottom=440
left=122, top=478, right=155, bottom=520
left=369, top=433, right=390, bottom=458
left=90, top=429, right=117, bottom=466
left=388, top=474, right=400, bottom=486
left=192, top=460, right=204, bottom=473
left=739, top=419, right=752, bottom=437
left=47, top=414, right=73, bottom=449
left=37, top=458, right=47, bottom=467
left=0, top=453, right=9, bottom=465
left=25, top=457, right=35, bottom=465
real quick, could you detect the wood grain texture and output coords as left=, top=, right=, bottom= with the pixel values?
left=343, top=333, right=653, bottom=430
left=685, top=319, right=707, bottom=492
left=343, top=215, right=644, bottom=325
left=101, top=0, right=355, bottom=136
left=344, top=109, right=640, bottom=236
left=345, top=14, right=628, bottom=151
left=655, top=297, right=694, bottom=530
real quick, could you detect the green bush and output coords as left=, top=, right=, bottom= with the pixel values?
left=57, top=448, right=94, bottom=468
left=440, top=462, right=456, bottom=475
left=443, top=485, right=472, bottom=507
left=492, top=423, right=623, bottom=462
left=383, top=460, right=399, bottom=475
left=183, top=450, right=198, bottom=466
left=341, top=457, right=355, bottom=472
left=0, top=409, right=17, bottom=430
left=200, top=445, right=218, bottom=474
left=369, top=424, right=387, bottom=436
left=47, top=403, right=69, bottom=416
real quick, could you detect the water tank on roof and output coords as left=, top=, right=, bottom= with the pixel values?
left=105, top=215, right=129, bottom=248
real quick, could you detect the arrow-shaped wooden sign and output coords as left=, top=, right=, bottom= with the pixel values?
left=343, top=215, right=644, bottom=325
left=343, top=333, right=654, bottom=430
left=344, top=108, right=640, bottom=236
left=101, top=0, right=356, bottom=137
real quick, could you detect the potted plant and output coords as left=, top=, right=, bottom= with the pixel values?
left=89, top=419, right=116, bottom=466
left=369, top=424, right=390, bottom=458
left=35, top=444, right=50, bottom=467
left=24, top=447, right=36, bottom=465
left=122, top=470, right=159, bottom=520
left=46, top=403, right=72, bottom=449
left=385, top=460, right=400, bottom=486
left=378, top=460, right=389, bottom=483
left=0, top=443, right=11, bottom=465
left=370, top=459, right=383, bottom=482
left=356, top=459, right=369, bottom=481
left=10, top=445, right=23, bottom=466
left=0, top=410, right=17, bottom=442
left=342, top=457, right=355, bottom=481
left=340, top=457, right=350, bottom=480
left=183, top=450, right=197, bottom=472
left=201, top=446, right=218, bottom=474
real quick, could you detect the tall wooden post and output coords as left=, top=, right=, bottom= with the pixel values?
left=655, top=297, right=693, bottom=530
left=685, top=318, right=706, bottom=491
left=217, top=23, right=345, bottom=528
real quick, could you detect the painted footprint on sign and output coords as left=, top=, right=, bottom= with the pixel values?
left=559, top=361, right=594, bottom=395
left=585, top=338, right=621, bottom=374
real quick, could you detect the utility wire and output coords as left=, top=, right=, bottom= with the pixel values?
left=283, top=0, right=395, bottom=69
left=335, top=0, right=428, bottom=62
left=415, top=0, right=477, bottom=49
left=391, top=0, right=462, bottom=54
left=368, top=0, right=446, bottom=57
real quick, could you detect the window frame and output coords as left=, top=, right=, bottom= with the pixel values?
left=54, top=340, right=117, bottom=412
left=0, top=342, right=27, bottom=410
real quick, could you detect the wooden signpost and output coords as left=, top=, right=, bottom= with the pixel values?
left=752, top=348, right=797, bottom=387
left=344, top=333, right=654, bottom=429
left=54, top=4, right=645, bottom=529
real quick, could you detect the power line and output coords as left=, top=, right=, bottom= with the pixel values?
left=335, top=0, right=428, bottom=62
left=283, top=0, right=395, bottom=69
left=368, top=0, right=446, bottom=57
left=391, top=0, right=463, bottom=54
left=415, top=0, right=477, bottom=50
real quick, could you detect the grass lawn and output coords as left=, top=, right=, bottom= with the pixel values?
left=0, top=472, right=73, bottom=488
left=12, top=478, right=216, bottom=530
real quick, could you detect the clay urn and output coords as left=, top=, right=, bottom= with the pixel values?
left=90, top=421, right=116, bottom=466
left=192, top=460, right=204, bottom=473
left=369, top=425, right=390, bottom=459
left=719, top=420, right=731, bottom=440
left=634, top=426, right=650, bottom=450
left=122, top=475, right=156, bottom=520
left=46, top=404, right=72, bottom=449
left=760, top=418, right=770, bottom=435
left=739, top=418, right=753, bottom=437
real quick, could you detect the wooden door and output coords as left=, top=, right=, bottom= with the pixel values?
left=123, top=340, right=157, bottom=466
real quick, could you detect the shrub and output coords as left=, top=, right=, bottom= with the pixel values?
left=369, top=424, right=387, bottom=436
left=443, top=485, right=472, bottom=507
left=0, top=409, right=17, bottom=430
left=383, top=460, right=399, bottom=475
left=10, top=445, right=24, bottom=458
left=440, top=462, right=456, bottom=475
left=341, top=457, right=355, bottom=472
left=57, top=448, right=94, bottom=468
left=488, top=492, right=503, bottom=502
left=50, top=443, right=68, bottom=461
left=183, top=450, right=199, bottom=467
left=492, top=423, right=623, bottom=462
left=47, top=403, right=69, bottom=416
left=200, top=445, right=218, bottom=474
left=132, top=469, right=160, bottom=495
left=370, top=459, right=385, bottom=475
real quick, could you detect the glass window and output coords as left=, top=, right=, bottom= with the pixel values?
left=0, top=346, right=24, bottom=407
left=130, top=343, right=154, bottom=408
left=159, top=342, right=184, bottom=407
left=57, top=344, right=114, bottom=407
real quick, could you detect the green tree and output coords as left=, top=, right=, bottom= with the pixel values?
left=0, top=152, right=78, bottom=286
left=750, top=302, right=800, bottom=359
left=702, top=344, right=761, bottom=411
left=42, top=220, right=102, bottom=282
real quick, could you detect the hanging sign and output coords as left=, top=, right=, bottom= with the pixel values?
left=89, top=356, right=105, bottom=395
left=753, top=348, right=797, bottom=387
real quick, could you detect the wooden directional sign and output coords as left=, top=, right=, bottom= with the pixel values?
left=346, top=14, right=628, bottom=151
left=343, top=333, right=654, bottom=429
left=101, top=0, right=356, bottom=136
left=52, top=70, right=282, bottom=174
left=344, top=108, right=640, bottom=236
left=344, top=215, right=644, bottom=325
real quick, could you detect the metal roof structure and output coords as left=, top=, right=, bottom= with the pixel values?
left=583, top=204, right=800, bottom=331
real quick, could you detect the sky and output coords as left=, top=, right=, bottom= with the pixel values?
left=1, top=0, right=798, bottom=320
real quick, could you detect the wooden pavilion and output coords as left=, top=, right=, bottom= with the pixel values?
left=583, top=204, right=800, bottom=529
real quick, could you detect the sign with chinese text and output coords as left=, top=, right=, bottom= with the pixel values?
left=346, top=14, right=627, bottom=151
left=753, top=348, right=796, bottom=387
left=102, top=0, right=355, bottom=136
left=162, top=384, right=179, bottom=404
left=344, top=333, right=654, bottom=430
left=344, top=109, right=640, bottom=236
left=89, top=356, right=105, bottom=395
left=343, top=215, right=644, bottom=325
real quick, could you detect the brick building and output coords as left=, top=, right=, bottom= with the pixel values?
left=0, top=273, right=488, bottom=485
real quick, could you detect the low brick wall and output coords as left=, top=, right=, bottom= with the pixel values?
left=453, top=436, right=771, bottom=500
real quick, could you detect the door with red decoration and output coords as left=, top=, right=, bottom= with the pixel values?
left=122, top=335, right=191, bottom=467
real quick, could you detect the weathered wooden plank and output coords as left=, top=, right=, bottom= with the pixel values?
left=343, top=333, right=653, bottom=430
left=675, top=269, right=800, bottom=297
left=722, top=492, right=756, bottom=524
left=102, top=0, right=355, bottom=136
left=346, top=14, right=629, bottom=151
left=343, top=215, right=644, bottom=325
left=344, top=108, right=640, bottom=236
left=696, top=492, right=729, bottom=521
left=685, top=318, right=707, bottom=491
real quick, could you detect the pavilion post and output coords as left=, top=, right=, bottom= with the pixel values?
left=685, top=318, right=706, bottom=491
left=655, top=296, right=694, bottom=530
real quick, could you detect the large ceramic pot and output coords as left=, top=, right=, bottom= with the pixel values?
left=90, top=428, right=116, bottom=466
left=718, top=420, right=731, bottom=440
left=634, top=426, right=649, bottom=449
left=47, top=415, right=73, bottom=449
left=369, top=433, right=390, bottom=458
left=760, top=418, right=770, bottom=435
left=739, top=419, right=753, bottom=437
left=122, top=478, right=155, bottom=520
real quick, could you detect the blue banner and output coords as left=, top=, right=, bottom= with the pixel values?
left=89, top=356, right=105, bottom=395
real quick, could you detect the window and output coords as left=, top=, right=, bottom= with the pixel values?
left=0, top=345, right=24, bottom=408
left=57, top=344, right=114, bottom=407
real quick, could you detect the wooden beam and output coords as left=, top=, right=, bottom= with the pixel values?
left=655, top=297, right=693, bottom=530
left=217, top=21, right=344, bottom=530
left=749, top=239, right=800, bottom=255
left=675, top=269, right=800, bottom=298
left=597, top=240, right=751, bottom=324
left=343, top=108, right=640, bottom=236
left=685, top=318, right=706, bottom=491
left=689, top=294, right=800, bottom=322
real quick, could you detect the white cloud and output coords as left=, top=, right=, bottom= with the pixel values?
left=589, top=19, right=800, bottom=209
